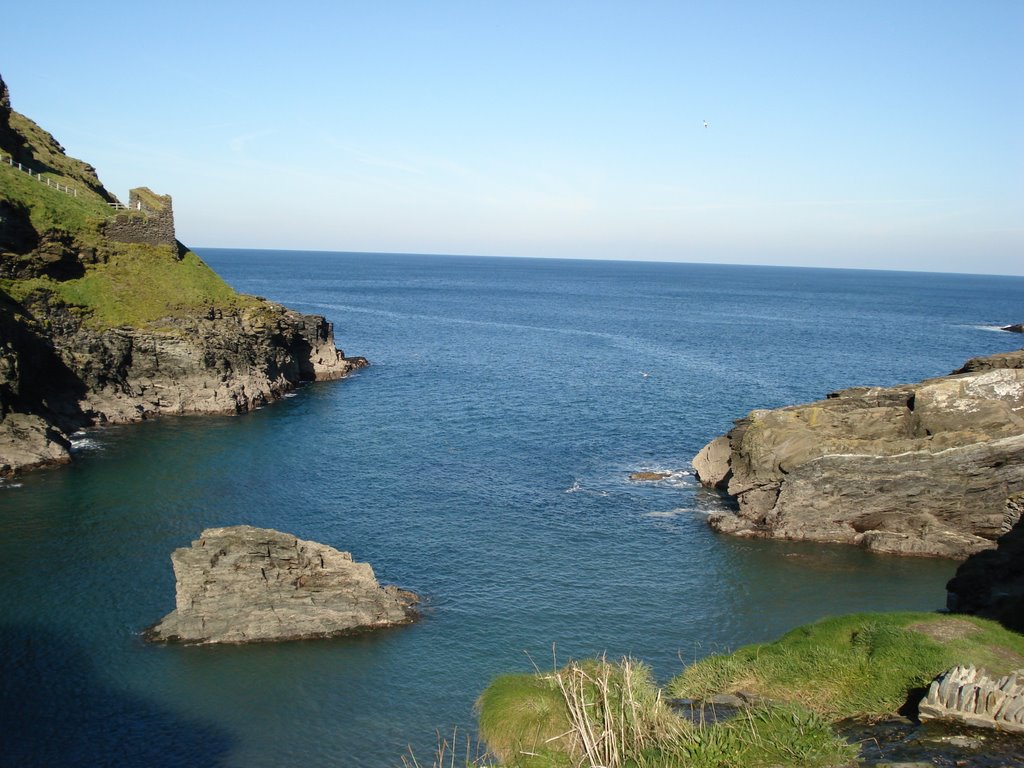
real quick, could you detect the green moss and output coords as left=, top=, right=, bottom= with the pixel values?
left=667, top=612, right=1024, bottom=719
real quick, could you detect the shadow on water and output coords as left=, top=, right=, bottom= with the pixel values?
left=0, top=624, right=234, bottom=768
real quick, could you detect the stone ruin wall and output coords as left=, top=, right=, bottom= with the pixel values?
left=103, top=187, right=177, bottom=248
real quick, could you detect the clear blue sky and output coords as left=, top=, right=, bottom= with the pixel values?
left=3, top=1, right=1022, bottom=274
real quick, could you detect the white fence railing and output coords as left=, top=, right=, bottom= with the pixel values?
left=1, top=152, right=78, bottom=197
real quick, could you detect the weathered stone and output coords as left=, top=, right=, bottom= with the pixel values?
left=694, top=350, right=1024, bottom=558
left=146, top=526, right=418, bottom=644
left=919, top=665, right=1024, bottom=734
left=692, top=435, right=731, bottom=489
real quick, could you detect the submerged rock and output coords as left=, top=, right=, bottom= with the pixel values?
left=629, top=471, right=671, bottom=481
left=692, top=349, right=1024, bottom=558
left=146, top=526, right=418, bottom=644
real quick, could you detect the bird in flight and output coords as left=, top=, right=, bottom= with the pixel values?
left=703, top=120, right=709, bottom=129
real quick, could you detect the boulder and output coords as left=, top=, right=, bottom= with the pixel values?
left=693, top=349, right=1024, bottom=558
left=1002, top=324, right=1024, bottom=334
left=146, top=526, right=417, bottom=644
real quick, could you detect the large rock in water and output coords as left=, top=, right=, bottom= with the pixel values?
left=693, top=349, right=1024, bottom=558
left=146, top=526, right=418, bottom=644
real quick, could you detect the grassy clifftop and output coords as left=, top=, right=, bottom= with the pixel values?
left=0, top=74, right=256, bottom=330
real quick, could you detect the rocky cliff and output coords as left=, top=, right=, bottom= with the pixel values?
left=146, top=526, right=418, bottom=644
left=0, top=74, right=366, bottom=475
left=693, top=349, right=1024, bottom=558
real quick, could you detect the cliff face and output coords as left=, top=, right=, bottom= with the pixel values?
left=0, top=74, right=366, bottom=475
left=693, top=350, right=1024, bottom=559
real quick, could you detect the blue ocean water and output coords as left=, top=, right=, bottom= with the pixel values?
left=1, top=251, right=1022, bottom=767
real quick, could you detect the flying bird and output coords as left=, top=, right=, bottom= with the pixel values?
left=703, top=120, right=709, bottom=129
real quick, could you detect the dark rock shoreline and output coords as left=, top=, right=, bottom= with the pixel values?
left=0, top=299, right=368, bottom=476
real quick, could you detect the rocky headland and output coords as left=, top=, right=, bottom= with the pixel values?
left=693, top=349, right=1024, bottom=559
left=146, top=526, right=418, bottom=644
left=0, top=74, right=366, bottom=475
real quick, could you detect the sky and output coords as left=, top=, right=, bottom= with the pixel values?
left=2, top=1, right=1022, bottom=274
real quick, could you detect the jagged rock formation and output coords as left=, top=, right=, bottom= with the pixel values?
left=919, top=665, right=1024, bottom=733
left=946, top=495, right=1024, bottom=632
left=693, top=350, right=1024, bottom=558
left=146, top=526, right=418, bottom=644
left=0, top=74, right=367, bottom=475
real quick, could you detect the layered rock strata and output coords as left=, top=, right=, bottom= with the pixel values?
left=919, top=665, right=1024, bottom=733
left=693, top=350, right=1024, bottom=558
left=146, top=526, right=418, bottom=644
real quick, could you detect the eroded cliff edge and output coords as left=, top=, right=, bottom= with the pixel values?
left=0, top=74, right=366, bottom=475
left=693, top=349, right=1024, bottom=559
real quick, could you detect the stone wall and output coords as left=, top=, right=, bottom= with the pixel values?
left=103, top=187, right=176, bottom=248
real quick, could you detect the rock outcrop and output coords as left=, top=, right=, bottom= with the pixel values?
left=0, top=74, right=367, bottom=475
left=693, top=350, right=1024, bottom=558
left=946, top=495, right=1024, bottom=632
left=1003, top=324, right=1024, bottom=334
left=918, top=665, right=1024, bottom=733
left=0, top=290, right=367, bottom=476
left=146, top=526, right=418, bottom=644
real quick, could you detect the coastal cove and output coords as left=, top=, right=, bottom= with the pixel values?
left=2, top=251, right=1023, bottom=766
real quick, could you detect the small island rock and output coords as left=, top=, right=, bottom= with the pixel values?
left=1002, top=324, right=1024, bottom=334
left=146, top=526, right=418, bottom=644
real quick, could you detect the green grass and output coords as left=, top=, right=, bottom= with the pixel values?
left=476, top=657, right=854, bottom=768
left=469, top=614, right=1024, bottom=767
left=1, top=243, right=259, bottom=329
left=0, top=160, right=110, bottom=237
left=476, top=672, right=571, bottom=767
left=667, top=612, right=1024, bottom=719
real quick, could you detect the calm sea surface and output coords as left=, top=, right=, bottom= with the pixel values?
left=2, top=251, right=1022, bottom=766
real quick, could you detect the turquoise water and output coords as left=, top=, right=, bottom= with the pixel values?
left=2, top=252, right=1022, bottom=766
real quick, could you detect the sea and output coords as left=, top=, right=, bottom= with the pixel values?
left=1, top=250, right=1022, bottom=767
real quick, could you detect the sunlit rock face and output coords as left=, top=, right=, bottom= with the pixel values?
left=693, top=349, right=1024, bottom=559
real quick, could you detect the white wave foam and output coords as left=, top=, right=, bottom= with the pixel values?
left=974, top=324, right=1017, bottom=333
left=284, top=392, right=299, bottom=398
left=629, top=468, right=693, bottom=487
left=564, top=479, right=583, bottom=493
left=642, top=507, right=691, bottom=519
left=70, top=431, right=103, bottom=453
